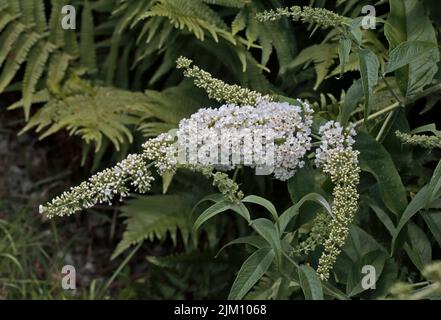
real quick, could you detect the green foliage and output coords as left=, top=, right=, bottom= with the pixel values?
left=112, top=194, right=194, bottom=259
left=384, top=0, right=439, bottom=97
left=18, top=85, right=151, bottom=151
left=0, top=0, right=83, bottom=119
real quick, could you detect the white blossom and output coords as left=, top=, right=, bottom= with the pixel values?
left=314, top=120, right=360, bottom=281
left=176, top=100, right=313, bottom=180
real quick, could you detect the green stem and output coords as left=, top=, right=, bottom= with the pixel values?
left=381, top=74, right=405, bottom=107
left=355, top=102, right=400, bottom=126
left=97, top=242, right=142, bottom=299
left=375, top=109, right=395, bottom=142
left=354, top=82, right=441, bottom=127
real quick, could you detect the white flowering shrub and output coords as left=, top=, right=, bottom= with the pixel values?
left=3, top=0, right=441, bottom=300
left=41, top=57, right=362, bottom=289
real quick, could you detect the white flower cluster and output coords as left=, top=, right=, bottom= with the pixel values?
left=313, top=120, right=360, bottom=281
left=315, top=120, right=356, bottom=167
left=143, top=133, right=178, bottom=175
left=40, top=154, right=154, bottom=218
left=177, top=100, right=314, bottom=180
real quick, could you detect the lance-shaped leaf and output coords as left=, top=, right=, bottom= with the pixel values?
left=358, top=48, right=379, bottom=121
left=228, top=248, right=275, bottom=300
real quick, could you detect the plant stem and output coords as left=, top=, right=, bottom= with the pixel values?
left=381, top=75, right=405, bottom=107
left=407, top=82, right=441, bottom=104
left=98, top=242, right=142, bottom=299
left=354, top=82, right=441, bottom=127
left=375, top=109, right=395, bottom=141
left=355, top=101, right=400, bottom=126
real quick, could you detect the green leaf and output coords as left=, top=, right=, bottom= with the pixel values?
left=421, top=210, right=441, bottom=249
left=410, top=124, right=441, bottom=138
left=384, top=0, right=439, bottom=96
left=242, top=195, right=278, bottom=221
left=345, top=250, right=389, bottom=297
left=230, top=202, right=251, bottom=222
left=339, top=79, right=363, bottom=127
left=392, top=161, right=441, bottom=252
left=358, top=48, right=379, bottom=120
left=298, top=265, right=324, bottom=300
left=322, top=282, right=350, bottom=300
left=404, top=222, right=432, bottom=271
left=392, top=185, right=429, bottom=253
left=343, top=225, right=388, bottom=261
left=287, top=162, right=326, bottom=226
left=385, top=41, right=437, bottom=74
left=338, top=38, right=352, bottom=75
left=278, top=193, right=332, bottom=234
left=193, top=200, right=233, bottom=232
left=216, top=235, right=270, bottom=257
left=162, top=171, right=175, bottom=194
left=355, top=132, right=408, bottom=216
left=349, top=17, right=363, bottom=45
left=363, top=196, right=396, bottom=236
left=250, top=218, right=281, bottom=266
left=428, top=161, right=441, bottom=202
left=228, top=248, right=274, bottom=300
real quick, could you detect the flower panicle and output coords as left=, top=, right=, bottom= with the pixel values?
left=176, top=56, right=272, bottom=106
left=396, top=130, right=441, bottom=149
left=256, top=6, right=349, bottom=30
left=39, top=153, right=155, bottom=219
left=314, top=120, right=360, bottom=281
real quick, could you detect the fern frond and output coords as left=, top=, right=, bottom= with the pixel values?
left=112, top=195, right=193, bottom=259
left=19, top=85, right=151, bottom=151
left=80, top=1, right=96, bottom=71
left=287, top=43, right=339, bottom=90
left=136, top=0, right=235, bottom=43
left=46, top=52, right=72, bottom=94
left=7, top=0, right=20, bottom=14
left=137, top=122, right=176, bottom=138
left=19, top=0, right=35, bottom=25
left=33, top=0, right=47, bottom=33
left=115, top=0, right=148, bottom=35
left=143, top=81, right=207, bottom=123
left=48, top=0, right=65, bottom=47
left=0, top=0, right=82, bottom=116
left=202, top=0, right=250, bottom=8
left=0, top=1, right=9, bottom=12
left=327, top=52, right=359, bottom=78
left=22, top=42, right=55, bottom=120
left=0, top=11, right=20, bottom=33
left=0, top=32, right=41, bottom=92
left=63, top=28, right=80, bottom=57
left=7, top=89, right=50, bottom=110
left=0, top=22, right=26, bottom=68
left=232, top=3, right=296, bottom=69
